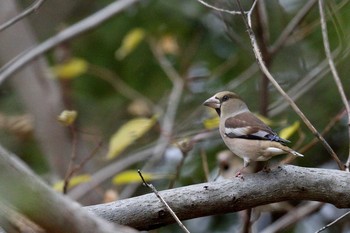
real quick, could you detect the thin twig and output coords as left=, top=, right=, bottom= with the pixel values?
left=241, top=208, right=252, bottom=233
left=63, top=126, right=78, bottom=194
left=64, top=140, right=102, bottom=194
left=246, top=0, right=258, bottom=28
left=147, top=38, right=184, bottom=162
left=68, top=145, right=156, bottom=200
left=282, top=109, right=346, bottom=165
left=299, top=109, right=346, bottom=154
left=318, top=0, right=350, bottom=171
left=260, top=202, right=323, bottom=233
left=117, top=41, right=185, bottom=198
left=235, top=0, right=344, bottom=170
left=0, top=0, right=46, bottom=32
left=200, top=150, right=210, bottom=182
left=196, top=0, right=245, bottom=15
left=138, top=170, right=190, bottom=233
left=87, top=64, right=156, bottom=112
left=315, top=210, right=350, bottom=233
left=0, top=0, right=139, bottom=84
left=226, top=62, right=259, bottom=90
left=168, top=153, right=186, bottom=189
left=242, top=3, right=258, bottom=231
left=269, top=51, right=340, bottom=117
left=269, top=0, right=318, bottom=55
left=254, top=0, right=270, bottom=116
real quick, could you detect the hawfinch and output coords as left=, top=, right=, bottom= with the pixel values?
left=204, top=91, right=303, bottom=173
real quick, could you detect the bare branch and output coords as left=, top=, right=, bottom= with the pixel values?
left=246, top=0, right=258, bottom=28
left=196, top=0, right=245, bottom=15
left=0, top=0, right=139, bottom=85
left=0, top=0, right=46, bottom=32
left=269, top=0, right=318, bottom=55
left=117, top=38, right=185, bottom=198
left=87, top=165, right=350, bottom=231
left=68, top=146, right=155, bottom=200
left=148, top=38, right=184, bottom=161
left=0, top=145, right=136, bottom=233
left=318, top=0, right=350, bottom=170
left=315, top=210, right=350, bottom=233
left=235, top=0, right=344, bottom=170
left=138, top=170, right=190, bottom=233
left=63, top=140, right=102, bottom=194
left=87, top=64, right=157, bottom=112
left=260, top=202, right=323, bottom=233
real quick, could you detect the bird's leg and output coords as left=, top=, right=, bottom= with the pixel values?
left=235, top=160, right=249, bottom=178
left=262, top=161, right=271, bottom=172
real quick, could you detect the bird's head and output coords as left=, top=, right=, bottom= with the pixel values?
left=203, top=91, right=247, bottom=117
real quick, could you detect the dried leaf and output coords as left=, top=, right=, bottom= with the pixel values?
left=103, top=189, right=119, bottom=203
left=53, top=174, right=91, bottom=192
left=115, top=28, right=145, bottom=60
left=127, top=99, right=151, bottom=117
left=159, top=35, right=179, bottom=55
left=52, top=58, right=88, bottom=79
left=106, top=116, right=157, bottom=160
left=279, top=121, right=300, bottom=140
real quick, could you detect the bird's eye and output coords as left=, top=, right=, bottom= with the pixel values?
left=222, top=95, right=229, bottom=102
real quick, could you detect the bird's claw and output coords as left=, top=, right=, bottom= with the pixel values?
left=235, top=171, right=244, bottom=180
left=262, top=166, right=271, bottom=173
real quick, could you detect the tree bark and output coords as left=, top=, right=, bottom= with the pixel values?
left=0, top=145, right=137, bottom=233
left=0, top=0, right=72, bottom=177
left=87, top=165, right=350, bottom=231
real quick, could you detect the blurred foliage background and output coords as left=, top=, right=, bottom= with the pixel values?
left=1, top=0, right=350, bottom=232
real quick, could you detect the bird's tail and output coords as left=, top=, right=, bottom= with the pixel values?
left=290, top=150, right=304, bottom=157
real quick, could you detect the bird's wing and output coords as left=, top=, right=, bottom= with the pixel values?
left=224, top=112, right=290, bottom=144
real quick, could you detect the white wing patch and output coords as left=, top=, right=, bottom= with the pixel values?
left=224, top=126, right=270, bottom=138
left=224, top=126, right=250, bottom=136
left=265, top=147, right=284, bottom=155
left=252, top=130, right=270, bottom=138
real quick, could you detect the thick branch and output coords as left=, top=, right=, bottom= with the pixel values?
left=0, top=145, right=136, bottom=233
left=87, top=165, right=350, bottom=231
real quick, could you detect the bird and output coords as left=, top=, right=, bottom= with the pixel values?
left=203, top=91, right=303, bottom=175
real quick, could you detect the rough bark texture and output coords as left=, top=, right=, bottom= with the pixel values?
left=87, top=165, right=350, bottom=230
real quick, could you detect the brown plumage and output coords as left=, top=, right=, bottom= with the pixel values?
left=204, top=91, right=303, bottom=173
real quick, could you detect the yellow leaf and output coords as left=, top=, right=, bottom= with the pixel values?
left=115, top=28, right=145, bottom=60
left=203, top=116, right=219, bottom=130
left=279, top=121, right=300, bottom=140
left=57, top=110, right=78, bottom=126
left=255, top=113, right=274, bottom=126
left=52, top=58, right=88, bottom=79
left=106, top=116, right=157, bottom=160
left=53, top=174, right=91, bottom=192
left=112, top=170, right=167, bottom=185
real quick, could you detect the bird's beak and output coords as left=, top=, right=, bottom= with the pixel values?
left=203, top=96, right=220, bottom=109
